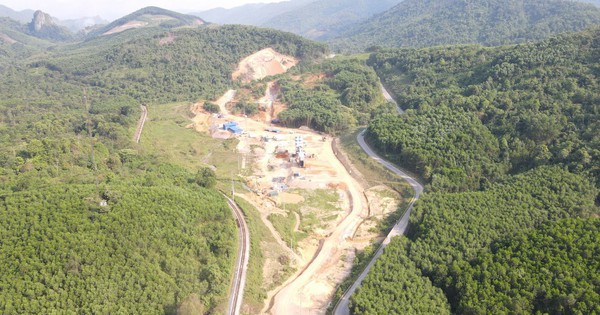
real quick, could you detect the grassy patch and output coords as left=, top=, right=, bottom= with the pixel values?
left=267, top=211, right=307, bottom=249
left=235, top=197, right=294, bottom=314
left=281, top=189, right=341, bottom=233
left=136, top=102, right=240, bottom=190
left=327, top=243, right=378, bottom=315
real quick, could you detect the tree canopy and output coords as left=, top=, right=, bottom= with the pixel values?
left=331, top=0, right=600, bottom=52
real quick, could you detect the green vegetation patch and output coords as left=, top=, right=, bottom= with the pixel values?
left=282, top=189, right=342, bottom=232
left=350, top=237, right=451, bottom=315
left=457, top=218, right=600, bottom=314
left=0, top=184, right=235, bottom=314
left=278, top=57, right=395, bottom=134
left=267, top=211, right=307, bottom=249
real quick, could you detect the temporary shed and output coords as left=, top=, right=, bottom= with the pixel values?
left=223, top=121, right=243, bottom=134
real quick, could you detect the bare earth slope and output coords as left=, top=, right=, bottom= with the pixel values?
left=232, top=48, right=298, bottom=83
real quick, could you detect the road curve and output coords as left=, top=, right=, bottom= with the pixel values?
left=224, top=195, right=250, bottom=315
left=333, top=130, right=423, bottom=315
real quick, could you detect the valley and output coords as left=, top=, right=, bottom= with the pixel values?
left=1, top=1, right=599, bottom=315
left=190, top=80, right=402, bottom=314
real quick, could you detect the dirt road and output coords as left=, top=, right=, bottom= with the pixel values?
left=134, top=105, right=147, bottom=143
left=380, top=83, right=403, bottom=114
left=217, top=90, right=236, bottom=115
left=332, top=130, right=423, bottom=315
left=268, top=139, right=368, bottom=315
left=259, top=81, right=279, bottom=123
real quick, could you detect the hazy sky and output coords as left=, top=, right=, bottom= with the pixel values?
left=1, top=0, right=286, bottom=20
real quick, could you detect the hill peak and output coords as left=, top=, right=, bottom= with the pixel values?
left=92, top=6, right=205, bottom=37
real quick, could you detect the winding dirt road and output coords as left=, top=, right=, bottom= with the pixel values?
left=333, top=130, right=423, bottom=315
left=268, top=141, right=367, bottom=315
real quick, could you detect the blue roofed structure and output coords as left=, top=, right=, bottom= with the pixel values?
left=223, top=121, right=243, bottom=134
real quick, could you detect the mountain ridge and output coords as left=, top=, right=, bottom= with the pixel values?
left=192, top=0, right=315, bottom=25
left=262, top=0, right=402, bottom=40
left=87, top=6, right=205, bottom=38
left=330, top=0, right=600, bottom=51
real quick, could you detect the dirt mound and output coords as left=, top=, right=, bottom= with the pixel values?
left=232, top=48, right=298, bottom=83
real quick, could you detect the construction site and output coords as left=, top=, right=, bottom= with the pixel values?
left=187, top=48, right=403, bottom=315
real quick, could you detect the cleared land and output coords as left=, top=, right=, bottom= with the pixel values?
left=186, top=49, right=405, bottom=314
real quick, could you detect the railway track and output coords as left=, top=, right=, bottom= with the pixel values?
left=224, top=195, right=250, bottom=315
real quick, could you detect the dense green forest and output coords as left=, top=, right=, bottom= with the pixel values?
left=0, top=179, right=235, bottom=314
left=351, top=167, right=598, bottom=313
left=350, top=237, right=450, bottom=315
left=367, top=28, right=600, bottom=190
left=331, top=0, right=600, bottom=52
left=367, top=107, right=502, bottom=192
left=350, top=28, right=600, bottom=314
left=457, top=218, right=600, bottom=314
left=277, top=57, right=395, bottom=133
left=0, top=20, right=327, bottom=313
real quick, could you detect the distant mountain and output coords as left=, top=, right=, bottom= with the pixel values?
left=0, top=17, right=29, bottom=45
left=582, top=0, right=600, bottom=6
left=89, top=6, right=205, bottom=37
left=0, top=4, right=35, bottom=23
left=192, top=0, right=314, bottom=25
left=0, top=4, right=106, bottom=33
left=0, top=17, right=55, bottom=62
left=28, top=10, right=73, bottom=41
left=58, top=16, right=108, bottom=33
left=331, top=0, right=600, bottom=52
left=262, top=0, right=403, bottom=40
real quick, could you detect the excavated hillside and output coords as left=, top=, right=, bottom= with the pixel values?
left=232, top=48, right=298, bottom=83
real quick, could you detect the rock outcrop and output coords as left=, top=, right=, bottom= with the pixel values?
left=28, top=10, right=73, bottom=41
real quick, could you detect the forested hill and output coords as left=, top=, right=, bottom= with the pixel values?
left=331, top=0, right=600, bottom=52
left=0, top=17, right=55, bottom=59
left=0, top=22, right=327, bottom=313
left=261, top=0, right=402, bottom=40
left=0, top=5, right=35, bottom=24
left=192, top=0, right=315, bottom=26
left=87, top=6, right=205, bottom=38
left=367, top=28, right=600, bottom=190
left=193, top=0, right=402, bottom=41
left=350, top=28, right=600, bottom=314
left=40, top=25, right=327, bottom=104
